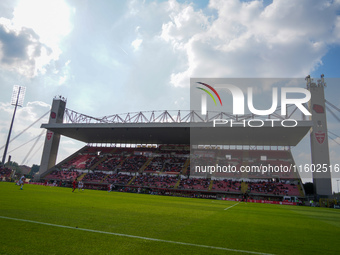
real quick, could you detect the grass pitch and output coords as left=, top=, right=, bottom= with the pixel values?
left=0, top=182, right=339, bottom=255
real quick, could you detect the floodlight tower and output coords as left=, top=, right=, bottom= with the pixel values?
left=1, top=85, right=26, bottom=165
left=306, top=75, right=332, bottom=197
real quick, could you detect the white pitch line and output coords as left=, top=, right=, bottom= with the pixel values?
left=224, top=202, right=241, bottom=210
left=211, top=201, right=231, bottom=205
left=0, top=215, right=274, bottom=255
left=211, top=201, right=238, bottom=206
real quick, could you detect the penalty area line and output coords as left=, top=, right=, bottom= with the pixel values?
left=0, top=215, right=274, bottom=255
left=224, top=202, right=240, bottom=210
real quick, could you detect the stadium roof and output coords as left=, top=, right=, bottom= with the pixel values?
left=41, top=120, right=312, bottom=146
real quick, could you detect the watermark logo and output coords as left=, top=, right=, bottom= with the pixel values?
left=196, top=82, right=311, bottom=117
left=196, top=82, right=223, bottom=115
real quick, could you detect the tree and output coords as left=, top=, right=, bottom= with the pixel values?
left=4, top=161, right=20, bottom=173
left=28, top=164, right=40, bottom=178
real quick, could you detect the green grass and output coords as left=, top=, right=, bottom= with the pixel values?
left=0, top=182, right=339, bottom=255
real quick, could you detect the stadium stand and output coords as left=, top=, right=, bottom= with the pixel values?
left=144, top=156, right=165, bottom=173
left=104, top=173, right=133, bottom=184
left=82, top=171, right=107, bottom=182
left=178, top=178, right=211, bottom=190
left=43, top=145, right=304, bottom=200
left=44, top=170, right=81, bottom=180
left=163, top=156, right=187, bottom=173
left=119, top=155, right=148, bottom=172
left=97, top=155, right=123, bottom=171
left=211, top=179, right=241, bottom=192
left=0, top=166, right=12, bottom=180
left=130, top=175, right=178, bottom=189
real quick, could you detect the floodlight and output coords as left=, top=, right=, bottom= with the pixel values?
left=11, top=85, right=26, bottom=107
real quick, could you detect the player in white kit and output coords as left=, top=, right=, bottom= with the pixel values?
left=18, top=175, right=25, bottom=190
left=78, top=180, right=84, bottom=191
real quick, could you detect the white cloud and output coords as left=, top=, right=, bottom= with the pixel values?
left=131, top=38, right=143, bottom=51
left=161, top=1, right=209, bottom=44
left=58, top=60, right=71, bottom=85
left=0, top=100, right=50, bottom=165
left=160, top=0, right=340, bottom=87
left=330, top=137, right=340, bottom=146
left=1, top=0, right=339, bottom=172
left=334, top=16, right=340, bottom=40
left=13, top=0, right=72, bottom=47
left=0, top=0, right=72, bottom=77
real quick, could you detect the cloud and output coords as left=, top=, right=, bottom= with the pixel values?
left=58, top=60, right=71, bottom=85
left=91, top=0, right=340, bottom=113
left=161, top=1, right=209, bottom=44
left=0, top=0, right=72, bottom=78
left=335, top=16, right=340, bottom=41
left=160, top=0, right=340, bottom=87
left=0, top=0, right=339, bottom=171
left=131, top=38, right=143, bottom=51
left=0, top=99, right=83, bottom=165
left=0, top=22, right=52, bottom=77
left=0, top=100, right=50, bottom=165
left=2, top=101, right=50, bottom=138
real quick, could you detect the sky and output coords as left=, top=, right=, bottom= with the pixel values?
left=0, top=0, right=340, bottom=191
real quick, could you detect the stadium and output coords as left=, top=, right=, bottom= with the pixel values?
left=1, top=76, right=340, bottom=254
left=1, top=1, right=340, bottom=254
left=28, top=76, right=332, bottom=202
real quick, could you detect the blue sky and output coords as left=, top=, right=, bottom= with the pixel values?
left=0, top=0, right=339, bottom=190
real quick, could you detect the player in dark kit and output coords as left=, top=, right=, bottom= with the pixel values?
left=72, top=179, right=77, bottom=192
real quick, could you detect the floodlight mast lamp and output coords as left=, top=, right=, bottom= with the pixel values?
left=1, top=85, right=26, bottom=166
